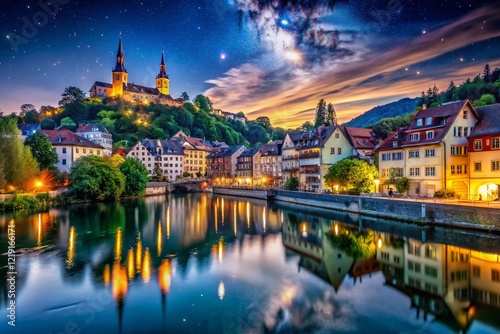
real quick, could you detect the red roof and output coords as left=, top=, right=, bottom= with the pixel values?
left=342, top=126, right=377, bottom=150
left=113, top=148, right=127, bottom=157
left=376, top=127, right=408, bottom=151
left=40, top=129, right=104, bottom=149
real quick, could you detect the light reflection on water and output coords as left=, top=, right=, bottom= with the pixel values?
left=0, top=193, right=499, bottom=334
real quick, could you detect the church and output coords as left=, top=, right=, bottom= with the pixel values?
left=89, top=37, right=183, bottom=106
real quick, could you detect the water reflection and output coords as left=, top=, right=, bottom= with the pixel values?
left=0, top=193, right=498, bottom=333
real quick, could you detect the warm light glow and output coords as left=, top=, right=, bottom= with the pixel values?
left=377, top=238, right=383, bottom=249
left=281, top=287, right=295, bottom=305
left=35, top=181, right=43, bottom=188
left=374, top=179, right=380, bottom=185
left=246, top=202, right=250, bottom=228
left=157, top=221, right=163, bottom=257
left=126, top=248, right=135, bottom=279
left=218, top=281, right=225, bottom=300
left=103, top=264, right=111, bottom=286
left=334, top=223, right=339, bottom=236
left=142, top=248, right=151, bottom=283
left=66, top=226, right=76, bottom=269
left=285, top=50, right=301, bottom=61
left=114, top=227, right=122, bottom=263
left=136, top=233, right=143, bottom=273
left=112, top=263, right=128, bottom=301
left=166, top=207, right=171, bottom=239
left=221, top=198, right=225, bottom=224
left=233, top=202, right=237, bottom=236
left=263, top=207, right=266, bottom=232
left=37, top=213, right=42, bottom=246
left=159, top=260, right=172, bottom=294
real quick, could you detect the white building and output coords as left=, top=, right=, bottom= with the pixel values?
left=76, top=123, right=113, bottom=156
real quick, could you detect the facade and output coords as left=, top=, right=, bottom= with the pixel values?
left=402, top=100, right=479, bottom=198
left=281, top=131, right=302, bottom=183
left=89, top=38, right=183, bottom=107
left=467, top=104, right=500, bottom=200
left=259, top=141, right=283, bottom=183
left=236, top=148, right=261, bottom=184
left=206, top=145, right=246, bottom=179
left=376, top=128, right=408, bottom=194
left=40, top=129, right=104, bottom=172
left=75, top=124, right=113, bottom=156
left=18, top=123, right=40, bottom=141
left=126, top=139, right=185, bottom=180
left=171, top=131, right=213, bottom=177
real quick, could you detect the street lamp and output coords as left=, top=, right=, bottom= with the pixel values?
left=374, top=179, right=380, bottom=193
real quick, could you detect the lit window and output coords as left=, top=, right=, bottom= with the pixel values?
left=492, top=160, right=500, bottom=171
left=474, top=162, right=482, bottom=172
left=474, top=140, right=483, bottom=151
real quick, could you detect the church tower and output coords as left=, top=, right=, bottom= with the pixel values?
left=111, top=37, right=128, bottom=97
left=156, top=51, right=170, bottom=96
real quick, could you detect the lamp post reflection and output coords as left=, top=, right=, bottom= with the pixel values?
left=218, top=281, right=225, bottom=300
left=66, top=226, right=76, bottom=269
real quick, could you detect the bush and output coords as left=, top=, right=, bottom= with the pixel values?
left=284, top=177, right=299, bottom=191
left=119, top=158, right=149, bottom=197
left=183, top=171, right=192, bottom=178
left=434, top=189, right=456, bottom=199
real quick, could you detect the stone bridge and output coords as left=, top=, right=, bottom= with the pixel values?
left=145, top=180, right=208, bottom=195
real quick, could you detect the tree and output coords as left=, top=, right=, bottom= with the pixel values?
left=24, top=132, right=58, bottom=170
left=299, top=121, right=315, bottom=131
left=0, top=118, right=39, bottom=190
left=40, top=118, right=56, bottom=130
left=395, top=177, right=410, bottom=195
left=59, top=117, right=77, bottom=129
left=483, top=64, right=491, bottom=83
left=180, top=92, right=190, bottom=101
left=255, top=116, right=271, bottom=129
left=59, top=86, right=85, bottom=107
left=326, top=103, right=338, bottom=126
left=284, top=177, right=299, bottom=191
left=473, top=94, right=496, bottom=107
left=324, top=158, right=378, bottom=194
left=119, top=157, right=149, bottom=196
left=109, top=154, right=125, bottom=167
left=314, top=99, right=327, bottom=127
left=69, top=156, right=125, bottom=200
left=20, top=104, right=36, bottom=114
left=193, top=95, right=213, bottom=112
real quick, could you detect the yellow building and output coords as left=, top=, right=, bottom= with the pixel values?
left=170, top=131, right=213, bottom=177
left=89, top=37, right=183, bottom=107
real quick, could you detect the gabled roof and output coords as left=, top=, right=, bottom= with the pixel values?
left=286, top=130, right=304, bottom=142
left=141, top=139, right=184, bottom=156
left=260, top=141, right=282, bottom=156
left=296, top=125, right=336, bottom=149
left=76, top=123, right=110, bottom=134
left=239, top=148, right=259, bottom=158
left=341, top=126, right=377, bottom=150
left=182, top=137, right=213, bottom=151
left=40, top=129, right=104, bottom=149
left=207, top=145, right=245, bottom=158
left=375, top=127, right=408, bottom=151
left=403, top=100, right=475, bottom=147
left=91, top=81, right=112, bottom=89
left=469, top=104, right=500, bottom=137
left=211, top=140, right=229, bottom=149
left=113, top=148, right=127, bottom=157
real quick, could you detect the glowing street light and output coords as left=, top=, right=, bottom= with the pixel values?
left=374, top=179, right=380, bottom=193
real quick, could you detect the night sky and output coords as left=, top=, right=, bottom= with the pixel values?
left=1, top=0, right=500, bottom=127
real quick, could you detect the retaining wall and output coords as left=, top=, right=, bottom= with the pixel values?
left=213, top=187, right=274, bottom=200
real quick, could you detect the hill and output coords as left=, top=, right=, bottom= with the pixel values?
left=344, top=97, right=419, bottom=128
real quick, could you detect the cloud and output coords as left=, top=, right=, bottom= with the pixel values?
left=205, top=3, right=500, bottom=128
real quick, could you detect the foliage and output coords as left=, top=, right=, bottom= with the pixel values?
left=69, top=156, right=125, bottom=201
left=369, top=114, right=412, bottom=139
left=24, top=132, right=59, bottom=170
left=284, top=177, right=299, bottom=191
left=119, top=157, right=149, bottom=196
left=434, top=189, right=456, bottom=199
left=473, top=94, right=496, bottom=107
left=59, top=86, right=85, bottom=107
left=324, top=158, right=378, bottom=194
left=325, top=103, right=337, bottom=126
left=395, top=177, right=410, bottom=194
left=181, top=92, right=190, bottom=101
left=109, top=153, right=125, bottom=167
left=345, top=97, right=419, bottom=128
left=0, top=118, right=39, bottom=191
left=182, top=171, right=192, bottom=178
left=193, top=94, right=213, bottom=112
left=59, top=117, right=77, bottom=130
left=40, top=118, right=56, bottom=130
left=298, top=121, right=315, bottom=131
left=314, top=98, right=327, bottom=127
left=326, top=230, right=376, bottom=260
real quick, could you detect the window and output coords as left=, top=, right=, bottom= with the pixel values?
left=335, top=133, right=339, bottom=138
left=330, top=148, right=335, bottom=154
left=338, top=148, right=341, bottom=154
left=464, top=127, right=468, bottom=137
left=394, top=256, right=400, bottom=264
left=425, top=167, right=436, bottom=176
left=410, top=167, right=420, bottom=176
left=416, top=119, right=423, bottom=126
left=426, top=117, right=432, bottom=125
left=382, top=153, right=391, bottom=161
left=392, top=152, right=403, bottom=160
left=410, top=134, right=420, bottom=142
left=451, top=145, right=467, bottom=156
left=492, top=269, right=499, bottom=282
left=474, top=162, right=482, bottom=172
left=426, top=131, right=434, bottom=140
left=83, top=149, right=87, bottom=154
left=62, top=159, right=66, bottom=165
left=381, top=252, right=389, bottom=260
left=408, top=260, right=414, bottom=270
left=492, top=160, right=500, bottom=171
left=425, top=149, right=435, bottom=157
left=474, top=139, right=483, bottom=151
left=493, top=137, right=500, bottom=149
left=425, top=265, right=438, bottom=278
left=415, top=263, right=421, bottom=273
left=425, top=246, right=437, bottom=259
left=463, top=110, right=468, bottom=119
left=393, top=141, right=398, bottom=148
left=75, top=148, right=79, bottom=153
left=409, top=150, right=420, bottom=158
left=62, top=147, right=67, bottom=154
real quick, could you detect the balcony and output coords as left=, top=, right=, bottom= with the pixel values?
left=299, top=151, right=320, bottom=159
left=300, top=166, right=320, bottom=174
left=283, top=166, right=299, bottom=172
left=282, top=154, right=299, bottom=161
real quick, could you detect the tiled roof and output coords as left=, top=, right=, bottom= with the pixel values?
left=470, top=104, right=500, bottom=137
left=141, top=139, right=184, bottom=156
left=342, top=126, right=377, bottom=150
left=183, top=137, right=213, bottom=151
left=403, top=100, right=472, bottom=147
left=239, top=148, right=258, bottom=158
left=92, top=81, right=112, bottom=88
left=125, top=83, right=160, bottom=95
left=376, top=127, right=408, bottom=151
left=260, top=141, right=282, bottom=156
left=40, top=130, right=104, bottom=149
left=286, top=131, right=304, bottom=142
left=76, top=123, right=110, bottom=134
left=207, top=145, right=245, bottom=158
left=296, top=125, right=336, bottom=149
left=113, top=148, right=127, bottom=157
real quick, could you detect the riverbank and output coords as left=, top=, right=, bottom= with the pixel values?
left=212, top=187, right=500, bottom=232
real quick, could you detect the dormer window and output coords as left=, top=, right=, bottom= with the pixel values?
left=393, top=141, right=398, bottom=148
left=410, top=133, right=420, bottom=142
left=426, top=117, right=432, bottom=125
left=426, top=131, right=434, bottom=140
left=416, top=119, right=423, bottom=126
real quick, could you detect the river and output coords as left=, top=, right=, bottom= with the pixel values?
left=0, top=193, right=499, bottom=333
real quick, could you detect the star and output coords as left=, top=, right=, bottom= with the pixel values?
left=220, top=53, right=227, bottom=60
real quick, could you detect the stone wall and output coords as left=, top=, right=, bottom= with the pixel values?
left=213, top=187, right=274, bottom=200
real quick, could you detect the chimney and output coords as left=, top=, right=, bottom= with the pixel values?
left=422, top=104, right=427, bottom=110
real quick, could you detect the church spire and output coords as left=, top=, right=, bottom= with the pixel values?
left=113, top=36, right=127, bottom=72
left=157, top=51, right=167, bottom=78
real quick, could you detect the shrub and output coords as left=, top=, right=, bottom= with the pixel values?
left=434, top=189, right=456, bottom=199
left=284, top=177, right=299, bottom=191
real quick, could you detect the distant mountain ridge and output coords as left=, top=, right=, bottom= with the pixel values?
left=344, top=97, right=419, bottom=128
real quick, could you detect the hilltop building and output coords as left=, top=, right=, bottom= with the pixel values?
left=89, top=37, right=183, bottom=106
